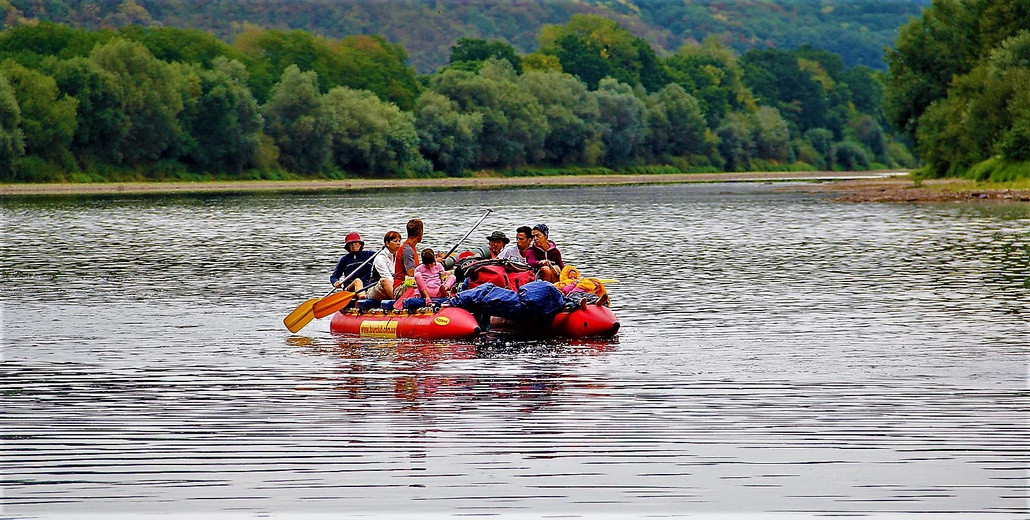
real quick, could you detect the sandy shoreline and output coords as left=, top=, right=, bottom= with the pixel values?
left=794, top=177, right=1030, bottom=203
left=6, top=170, right=1025, bottom=203
left=1, top=170, right=902, bottom=196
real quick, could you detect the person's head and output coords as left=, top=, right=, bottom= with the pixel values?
left=560, top=265, right=579, bottom=280
left=531, top=224, right=549, bottom=248
left=421, top=248, right=436, bottom=266
left=406, top=219, right=424, bottom=240
left=486, top=231, right=510, bottom=255
left=383, top=230, right=402, bottom=253
left=516, top=226, right=532, bottom=251
left=345, top=232, right=364, bottom=252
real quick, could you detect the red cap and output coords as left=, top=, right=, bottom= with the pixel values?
left=345, top=232, right=364, bottom=247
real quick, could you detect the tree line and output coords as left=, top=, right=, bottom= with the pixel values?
left=1, top=0, right=930, bottom=73
left=885, top=0, right=1030, bottom=182
left=1, top=17, right=915, bottom=183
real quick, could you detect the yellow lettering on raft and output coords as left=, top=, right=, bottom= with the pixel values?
left=359, top=320, right=398, bottom=338
left=433, top=316, right=450, bottom=326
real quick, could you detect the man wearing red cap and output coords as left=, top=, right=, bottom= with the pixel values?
left=330, top=232, right=376, bottom=293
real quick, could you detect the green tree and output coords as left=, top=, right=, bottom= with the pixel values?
left=44, top=56, right=128, bottom=163
left=840, top=66, right=885, bottom=123
left=716, top=112, right=755, bottom=171
left=0, top=22, right=112, bottom=63
left=449, top=37, right=522, bottom=74
left=178, top=57, right=263, bottom=174
left=740, top=48, right=826, bottom=134
left=90, top=38, right=184, bottom=167
left=2, top=60, right=77, bottom=165
left=323, top=86, right=427, bottom=176
left=521, top=52, right=562, bottom=73
left=643, top=83, right=708, bottom=162
left=547, top=33, right=610, bottom=90
left=804, top=128, right=834, bottom=168
left=915, top=31, right=1030, bottom=176
left=595, top=78, right=645, bottom=167
left=262, top=65, right=331, bottom=174
left=518, top=70, right=601, bottom=165
left=119, top=25, right=242, bottom=67
left=428, top=60, right=546, bottom=168
left=538, top=14, right=666, bottom=91
left=235, top=29, right=420, bottom=110
left=663, top=37, right=752, bottom=128
left=414, top=90, right=482, bottom=175
left=336, top=35, right=421, bottom=111
left=833, top=141, right=871, bottom=171
left=885, top=0, right=1029, bottom=143
left=752, top=106, right=791, bottom=163
left=0, top=72, right=25, bottom=178
left=846, top=114, right=888, bottom=163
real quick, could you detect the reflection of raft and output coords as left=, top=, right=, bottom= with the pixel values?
left=328, top=302, right=619, bottom=340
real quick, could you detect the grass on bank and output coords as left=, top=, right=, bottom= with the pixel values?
left=909, top=157, right=1030, bottom=190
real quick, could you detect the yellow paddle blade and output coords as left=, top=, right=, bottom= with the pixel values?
left=284, top=298, right=318, bottom=333
left=312, top=291, right=355, bottom=319
left=597, top=278, right=618, bottom=284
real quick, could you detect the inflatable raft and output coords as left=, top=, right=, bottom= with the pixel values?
left=329, top=306, right=481, bottom=340
left=329, top=302, right=619, bottom=340
left=490, top=303, right=620, bottom=338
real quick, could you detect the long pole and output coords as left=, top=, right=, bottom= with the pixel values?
left=444, top=208, right=493, bottom=258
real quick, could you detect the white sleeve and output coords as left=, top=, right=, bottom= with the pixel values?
left=497, top=245, right=522, bottom=261
left=373, top=251, right=393, bottom=280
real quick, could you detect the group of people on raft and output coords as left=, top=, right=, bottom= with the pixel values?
left=330, top=218, right=606, bottom=308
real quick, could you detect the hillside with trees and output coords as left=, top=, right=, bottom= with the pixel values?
left=1, top=11, right=917, bottom=183
left=2, top=0, right=929, bottom=73
left=2, top=0, right=935, bottom=184
left=885, top=0, right=1030, bottom=181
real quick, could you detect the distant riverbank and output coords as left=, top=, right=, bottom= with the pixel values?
left=795, top=177, right=1030, bottom=203
left=1, top=170, right=902, bottom=196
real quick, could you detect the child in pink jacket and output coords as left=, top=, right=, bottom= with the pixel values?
left=414, top=248, right=455, bottom=304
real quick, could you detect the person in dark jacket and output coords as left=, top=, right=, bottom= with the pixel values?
left=330, top=232, right=376, bottom=292
left=525, top=223, right=564, bottom=282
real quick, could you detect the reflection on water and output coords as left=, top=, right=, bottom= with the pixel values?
left=2, top=184, right=1028, bottom=517
left=301, top=336, right=615, bottom=406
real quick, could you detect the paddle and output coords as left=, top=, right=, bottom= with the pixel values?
left=312, top=283, right=378, bottom=318
left=393, top=209, right=493, bottom=310
left=284, top=245, right=383, bottom=332
left=284, top=288, right=334, bottom=333
left=312, top=290, right=356, bottom=319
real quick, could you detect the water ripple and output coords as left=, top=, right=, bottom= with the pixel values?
left=2, top=184, right=1028, bottom=516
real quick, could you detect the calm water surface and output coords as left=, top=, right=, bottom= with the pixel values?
left=2, top=183, right=1028, bottom=518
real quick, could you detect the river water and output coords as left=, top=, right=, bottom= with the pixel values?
left=2, top=183, right=1028, bottom=519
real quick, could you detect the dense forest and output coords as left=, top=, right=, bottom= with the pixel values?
left=1, top=0, right=929, bottom=73
left=1, top=11, right=917, bottom=182
left=885, top=0, right=1030, bottom=181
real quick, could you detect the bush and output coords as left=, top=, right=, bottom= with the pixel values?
left=886, top=140, right=917, bottom=168
left=832, top=141, right=871, bottom=171
left=965, top=157, right=1030, bottom=182
left=10, top=156, right=68, bottom=182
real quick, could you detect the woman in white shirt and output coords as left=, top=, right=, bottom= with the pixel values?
left=365, top=230, right=402, bottom=300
